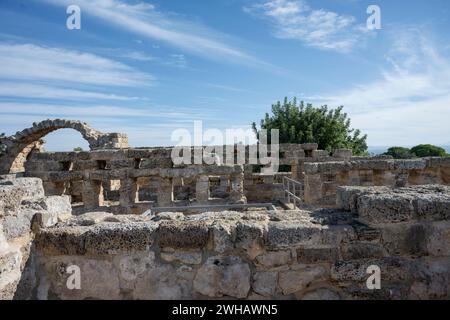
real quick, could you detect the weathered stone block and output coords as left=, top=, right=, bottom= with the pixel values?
left=160, top=248, right=202, bottom=265
left=155, top=221, right=209, bottom=249
left=193, top=256, right=250, bottom=298
left=278, top=265, right=327, bottom=295
left=252, top=271, right=278, bottom=297
left=255, top=250, right=292, bottom=268
left=296, top=246, right=339, bottom=263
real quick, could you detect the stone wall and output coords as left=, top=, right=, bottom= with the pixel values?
left=0, top=119, right=128, bottom=174
left=0, top=175, right=72, bottom=299
left=21, top=143, right=357, bottom=212
left=304, top=158, right=450, bottom=205
left=29, top=185, right=450, bottom=300
left=24, top=148, right=247, bottom=214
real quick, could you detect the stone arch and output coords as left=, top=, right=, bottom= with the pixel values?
left=0, top=119, right=128, bottom=174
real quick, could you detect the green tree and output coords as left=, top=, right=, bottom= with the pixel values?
left=73, top=147, right=83, bottom=152
left=410, top=144, right=447, bottom=157
left=383, top=147, right=416, bottom=159
left=252, top=97, right=368, bottom=155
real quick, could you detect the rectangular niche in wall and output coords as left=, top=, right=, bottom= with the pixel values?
left=173, top=177, right=194, bottom=202
left=60, top=161, right=73, bottom=171
left=136, top=177, right=158, bottom=203
left=209, top=176, right=230, bottom=199
left=68, top=180, right=83, bottom=205
left=96, top=160, right=111, bottom=170
left=103, top=179, right=120, bottom=202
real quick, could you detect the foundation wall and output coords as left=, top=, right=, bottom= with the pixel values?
left=304, top=158, right=450, bottom=205
left=32, top=185, right=450, bottom=300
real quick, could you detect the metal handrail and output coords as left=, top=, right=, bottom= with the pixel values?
left=282, top=176, right=303, bottom=208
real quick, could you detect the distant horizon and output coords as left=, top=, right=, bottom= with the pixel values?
left=368, top=145, right=450, bottom=155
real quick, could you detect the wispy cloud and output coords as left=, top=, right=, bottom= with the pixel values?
left=0, top=43, right=153, bottom=86
left=0, top=82, right=140, bottom=101
left=307, top=27, right=450, bottom=145
left=40, top=0, right=267, bottom=67
left=244, top=0, right=370, bottom=52
left=0, top=102, right=208, bottom=120
left=118, top=50, right=155, bottom=61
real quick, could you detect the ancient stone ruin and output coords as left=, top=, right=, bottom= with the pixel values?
left=1, top=119, right=449, bottom=300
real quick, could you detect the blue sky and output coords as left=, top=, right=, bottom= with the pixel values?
left=0, top=0, right=449, bottom=150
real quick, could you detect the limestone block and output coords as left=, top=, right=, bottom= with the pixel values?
left=0, top=185, right=24, bottom=215
left=1, top=177, right=44, bottom=201
left=211, top=221, right=235, bottom=254
left=336, top=186, right=368, bottom=212
left=300, top=288, right=340, bottom=300
left=34, top=210, right=59, bottom=229
left=357, top=193, right=415, bottom=224
left=156, top=177, right=173, bottom=206
left=193, top=256, right=250, bottom=298
left=2, top=209, right=35, bottom=239
left=380, top=223, right=429, bottom=256
left=266, top=221, right=322, bottom=248
left=114, top=251, right=155, bottom=282
left=235, top=221, right=266, bottom=259
left=296, top=246, right=339, bottom=263
left=133, top=263, right=182, bottom=299
left=195, top=175, right=209, bottom=204
left=278, top=265, right=327, bottom=295
left=38, top=257, right=121, bottom=300
left=340, top=242, right=386, bottom=260
left=426, top=221, right=450, bottom=256
left=82, top=180, right=104, bottom=209
left=84, top=222, right=156, bottom=255
left=72, top=211, right=112, bottom=226
left=160, top=248, right=202, bottom=265
left=252, top=271, right=278, bottom=297
left=155, top=221, right=209, bottom=249
left=331, top=257, right=410, bottom=283
left=40, top=195, right=71, bottom=216
left=255, top=250, right=292, bottom=268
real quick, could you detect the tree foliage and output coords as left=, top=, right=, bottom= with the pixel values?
left=410, top=144, right=447, bottom=157
left=383, top=147, right=416, bottom=159
left=252, top=97, right=368, bottom=155
left=73, top=147, right=83, bottom=152
left=383, top=144, right=448, bottom=159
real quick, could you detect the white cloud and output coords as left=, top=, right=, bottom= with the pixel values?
left=40, top=0, right=267, bottom=67
left=307, top=28, right=450, bottom=145
left=118, top=51, right=155, bottom=61
left=244, top=0, right=370, bottom=52
left=0, top=102, right=201, bottom=119
left=0, top=43, right=153, bottom=86
left=0, top=82, right=140, bottom=101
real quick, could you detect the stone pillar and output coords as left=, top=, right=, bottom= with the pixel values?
left=82, top=179, right=104, bottom=209
left=119, top=178, right=138, bottom=207
left=156, top=177, right=173, bottom=206
left=291, top=160, right=299, bottom=180
left=229, top=173, right=246, bottom=203
left=196, top=175, right=210, bottom=204
left=304, top=173, right=322, bottom=205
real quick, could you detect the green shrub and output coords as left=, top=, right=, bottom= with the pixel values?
left=410, top=144, right=446, bottom=157
left=383, top=147, right=416, bottom=159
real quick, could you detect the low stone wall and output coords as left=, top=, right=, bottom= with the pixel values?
left=30, top=185, right=450, bottom=300
left=0, top=175, right=72, bottom=299
left=304, top=158, right=450, bottom=205
left=21, top=143, right=355, bottom=212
